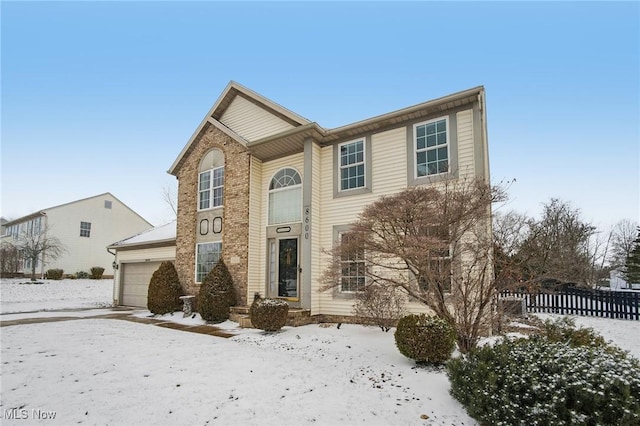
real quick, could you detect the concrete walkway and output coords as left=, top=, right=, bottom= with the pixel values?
left=0, top=309, right=236, bottom=338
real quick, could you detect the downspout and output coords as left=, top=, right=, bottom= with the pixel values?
left=107, top=246, right=118, bottom=307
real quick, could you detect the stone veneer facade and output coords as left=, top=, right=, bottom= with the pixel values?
left=174, top=123, right=250, bottom=305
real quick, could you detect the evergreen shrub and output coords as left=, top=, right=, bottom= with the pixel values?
left=90, top=266, right=105, bottom=279
left=147, top=261, right=183, bottom=315
left=75, top=271, right=90, bottom=279
left=539, top=316, right=608, bottom=348
left=249, top=293, right=289, bottom=332
left=46, top=269, right=64, bottom=280
left=447, top=338, right=640, bottom=425
left=198, top=259, right=236, bottom=322
left=394, top=314, right=456, bottom=364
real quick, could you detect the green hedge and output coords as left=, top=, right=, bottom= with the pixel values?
left=249, top=294, right=289, bottom=332
left=447, top=338, right=640, bottom=425
left=198, top=259, right=236, bottom=323
left=46, top=269, right=64, bottom=280
left=147, top=261, right=183, bottom=315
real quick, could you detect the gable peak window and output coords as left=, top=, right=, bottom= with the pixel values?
left=339, top=139, right=365, bottom=191
left=199, top=149, right=225, bottom=211
left=268, top=168, right=302, bottom=225
left=415, top=117, right=449, bottom=177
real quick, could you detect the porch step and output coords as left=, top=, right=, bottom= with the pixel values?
left=229, top=306, right=313, bottom=328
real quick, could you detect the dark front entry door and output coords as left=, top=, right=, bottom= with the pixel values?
left=277, top=238, right=298, bottom=299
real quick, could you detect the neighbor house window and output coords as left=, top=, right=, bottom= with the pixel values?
left=26, top=217, right=41, bottom=236
left=339, top=231, right=366, bottom=293
left=268, top=168, right=302, bottom=225
left=80, top=221, right=91, bottom=237
left=196, top=242, right=222, bottom=283
left=104, top=200, right=112, bottom=209
left=199, top=149, right=225, bottom=210
left=415, top=117, right=449, bottom=177
left=339, top=139, right=365, bottom=191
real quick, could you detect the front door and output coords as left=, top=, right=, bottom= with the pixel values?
left=269, top=237, right=299, bottom=301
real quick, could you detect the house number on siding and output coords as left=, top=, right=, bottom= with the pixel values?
left=304, top=206, right=310, bottom=240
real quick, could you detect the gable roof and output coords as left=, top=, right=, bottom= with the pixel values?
left=2, top=193, right=152, bottom=227
left=168, top=81, right=311, bottom=175
left=169, top=83, right=485, bottom=171
left=108, top=221, right=176, bottom=249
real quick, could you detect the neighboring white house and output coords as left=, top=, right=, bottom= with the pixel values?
left=1, top=193, right=152, bottom=278
left=108, top=221, right=176, bottom=307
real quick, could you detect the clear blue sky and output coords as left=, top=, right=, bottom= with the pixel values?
left=2, top=1, right=638, bottom=231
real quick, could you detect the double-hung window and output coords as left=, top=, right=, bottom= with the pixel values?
left=417, top=225, right=452, bottom=292
left=198, top=149, right=225, bottom=210
left=80, top=221, right=91, bottom=238
left=339, top=139, right=365, bottom=191
left=196, top=242, right=222, bottom=283
left=415, top=117, right=449, bottom=177
left=339, top=232, right=366, bottom=293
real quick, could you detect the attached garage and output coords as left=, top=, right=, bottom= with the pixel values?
left=120, top=261, right=162, bottom=307
left=107, top=222, right=176, bottom=308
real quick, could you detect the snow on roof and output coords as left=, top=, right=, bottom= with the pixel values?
left=108, top=221, right=176, bottom=248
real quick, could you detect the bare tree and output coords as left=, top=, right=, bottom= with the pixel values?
left=609, top=219, right=639, bottom=270
left=162, top=183, right=178, bottom=217
left=322, top=178, right=506, bottom=353
left=521, top=199, right=596, bottom=285
left=14, top=224, right=65, bottom=280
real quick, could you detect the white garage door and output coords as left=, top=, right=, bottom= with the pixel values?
left=121, top=262, right=162, bottom=307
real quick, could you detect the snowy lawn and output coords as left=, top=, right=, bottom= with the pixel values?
left=0, top=278, right=112, bottom=314
left=1, top=279, right=639, bottom=425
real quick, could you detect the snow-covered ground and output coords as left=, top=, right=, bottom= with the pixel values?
left=0, top=278, right=112, bottom=314
left=1, top=279, right=639, bottom=425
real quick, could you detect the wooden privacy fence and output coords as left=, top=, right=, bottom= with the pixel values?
left=499, top=288, right=640, bottom=321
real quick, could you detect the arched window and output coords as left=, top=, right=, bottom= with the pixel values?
left=268, top=168, right=302, bottom=225
left=198, top=149, right=224, bottom=210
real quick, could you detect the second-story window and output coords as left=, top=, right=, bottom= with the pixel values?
left=415, top=117, right=449, bottom=177
left=339, top=139, right=365, bottom=191
left=199, top=149, right=225, bottom=210
left=80, top=221, right=91, bottom=237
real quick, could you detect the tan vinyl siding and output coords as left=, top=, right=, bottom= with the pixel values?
left=456, top=109, right=475, bottom=179
left=251, top=153, right=305, bottom=298
left=317, top=127, right=408, bottom=316
left=247, top=156, right=263, bottom=298
left=219, top=95, right=295, bottom=142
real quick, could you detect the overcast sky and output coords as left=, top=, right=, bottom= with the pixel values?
left=2, top=1, right=638, bottom=231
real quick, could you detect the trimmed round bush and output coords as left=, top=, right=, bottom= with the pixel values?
left=394, top=314, right=456, bottom=364
left=46, top=268, right=64, bottom=280
left=447, top=338, right=640, bottom=425
left=147, top=261, right=183, bottom=315
left=198, top=259, right=236, bottom=323
left=90, top=266, right=105, bottom=279
left=249, top=293, right=289, bottom=332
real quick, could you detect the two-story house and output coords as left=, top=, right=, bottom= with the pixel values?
left=164, top=81, right=490, bottom=321
left=1, top=193, right=152, bottom=278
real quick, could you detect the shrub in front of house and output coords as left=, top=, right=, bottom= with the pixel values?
left=353, top=284, right=406, bottom=332
left=539, top=316, right=608, bottom=349
left=447, top=337, right=640, bottom=425
left=394, top=314, right=456, bottom=364
left=75, top=271, right=90, bottom=279
left=198, top=259, right=236, bottom=323
left=46, top=269, right=64, bottom=280
left=147, top=261, right=184, bottom=315
left=249, top=293, right=289, bottom=332
left=90, top=266, right=105, bottom=279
